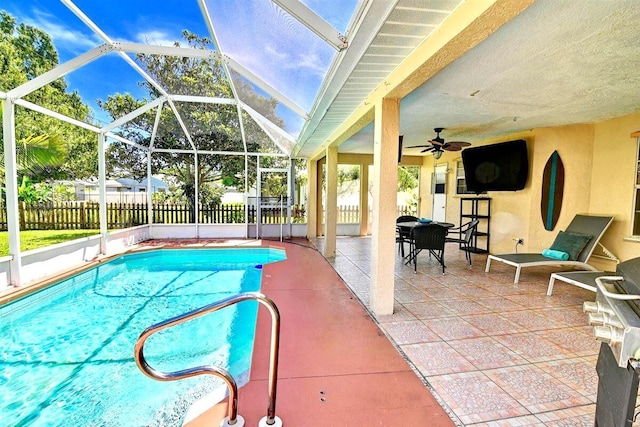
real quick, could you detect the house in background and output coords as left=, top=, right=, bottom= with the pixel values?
left=58, top=176, right=169, bottom=203
left=116, top=177, right=170, bottom=196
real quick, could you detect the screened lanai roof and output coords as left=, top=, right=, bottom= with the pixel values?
left=1, top=0, right=479, bottom=160
left=7, top=1, right=640, bottom=164
left=0, top=0, right=368, bottom=157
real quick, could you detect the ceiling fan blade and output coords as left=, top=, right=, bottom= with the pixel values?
left=429, top=138, right=445, bottom=146
left=443, top=145, right=463, bottom=152
left=447, top=141, right=472, bottom=148
left=407, top=145, right=432, bottom=148
left=421, top=146, right=435, bottom=153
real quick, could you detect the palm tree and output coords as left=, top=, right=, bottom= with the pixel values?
left=0, top=133, right=68, bottom=184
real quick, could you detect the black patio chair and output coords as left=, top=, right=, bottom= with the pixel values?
left=445, top=219, right=479, bottom=265
left=396, top=215, right=418, bottom=257
left=406, top=224, right=447, bottom=274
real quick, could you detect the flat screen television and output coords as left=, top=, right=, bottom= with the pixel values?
left=461, top=139, right=529, bottom=193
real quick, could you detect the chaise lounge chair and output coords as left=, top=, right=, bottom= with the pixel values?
left=485, top=214, right=614, bottom=284
left=546, top=270, right=615, bottom=295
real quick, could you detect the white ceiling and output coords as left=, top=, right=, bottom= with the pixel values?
left=295, top=0, right=640, bottom=157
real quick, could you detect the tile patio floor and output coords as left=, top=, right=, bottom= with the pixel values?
left=312, top=236, right=603, bottom=427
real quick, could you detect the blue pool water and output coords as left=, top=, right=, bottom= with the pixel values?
left=0, top=248, right=286, bottom=427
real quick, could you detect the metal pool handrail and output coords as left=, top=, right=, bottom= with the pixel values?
left=134, top=292, right=282, bottom=427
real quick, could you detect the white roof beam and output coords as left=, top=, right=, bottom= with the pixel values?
left=14, top=98, right=147, bottom=150
left=149, top=102, right=164, bottom=151
left=197, top=0, right=249, bottom=154
left=116, top=52, right=171, bottom=98
left=170, top=95, right=236, bottom=105
left=153, top=148, right=287, bottom=157
left=61, top=0, right=115, bottom=43
left=166, top=100, right=197, bottom=151
left=7, top=45, right=112, bottom=99
left=104, top=132, right=149, bottom=152
left=62, top=0, right=170, bottom=99
left=272, top=0, right=348, bottom=51
left=0, top=91, right=6, bottom=99
left=63, top=1, right=195, bottom=156
left=153, top=148, right=238, bottom=155
left=14, top=99, right=100, bottom=133
left=258, top=168, right=289, bottom=173
left=246, top=107, right=297, bottom=147
left=223, top=55, right=309, bottom=119
left=241, top=102, right=295, bottom=155
left=112, top=42, right=220, bottom=59
left=101, top=97, right=166, bottom=132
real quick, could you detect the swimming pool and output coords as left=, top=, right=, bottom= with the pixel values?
left=0, top=247, right=286, bottom=427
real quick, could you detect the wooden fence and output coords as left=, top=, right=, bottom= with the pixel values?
left=335, top=205, right=416, bottom=223
left=0, top=202, right=416, bottom=230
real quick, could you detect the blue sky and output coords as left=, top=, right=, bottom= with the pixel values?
left=2, top=0, right=359, bottom=135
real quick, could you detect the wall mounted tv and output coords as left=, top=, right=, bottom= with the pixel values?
left=461, top=139, right=529, bottom=193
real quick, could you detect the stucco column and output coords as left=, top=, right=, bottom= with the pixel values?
left=306, top=159, right=318, bottom=238
left=3, top=98, right=22, bottom=286
left=317, top=158, right=325, bottom=236
left=324, top=147, right=338, bottom=257
left=371, top=98, right=399, bottom=316
left=419, top=157, right=433, bottom=217
left=359, top=163, right=369, bottom=236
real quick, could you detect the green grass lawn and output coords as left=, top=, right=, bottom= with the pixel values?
left=0, top=230, right=100, bottom=256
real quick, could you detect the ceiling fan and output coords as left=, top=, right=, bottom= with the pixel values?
left=408, top=127, right=471, bottom=159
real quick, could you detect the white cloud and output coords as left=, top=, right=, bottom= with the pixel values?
left=30, top=10, right=102, bottom=53
left=292, top=51, right=325, bottom=75
left=264, top=45, right=289, bottom=62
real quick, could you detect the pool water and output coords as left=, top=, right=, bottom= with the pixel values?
left=0, top=248, right=286, bottom=427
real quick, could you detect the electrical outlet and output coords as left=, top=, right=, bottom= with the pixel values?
left=517, top=238, right=524, bottom=245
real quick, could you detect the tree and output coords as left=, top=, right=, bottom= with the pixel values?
left=397, top=166, right=419, bottom=192
left=100, top=31, right=286, bottom=220
left=0, top=133, right=67, bottom=185
left=0, top=11, right=98, bottom=183
left=17, top=176, right=51, bottom=203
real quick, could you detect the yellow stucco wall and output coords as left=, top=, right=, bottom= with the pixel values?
left=431, top=114, right=640, bottom=267
left=436, top=132, right=534, bottom=254
left=526, top=125, right=594, bottom=253
left=589, top=112, right=640, bottom=267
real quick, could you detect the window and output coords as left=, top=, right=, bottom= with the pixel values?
left=456, top=161, right=472, bottom=194
left=632, top=140, right=640, bottom=236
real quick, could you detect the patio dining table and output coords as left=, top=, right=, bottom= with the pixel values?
left=396, top=221, right=455, bottom=264
left=396, top=220, right=455, bottom=232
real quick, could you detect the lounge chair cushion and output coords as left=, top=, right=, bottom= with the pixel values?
left=549, top=231, right=592, bottom=260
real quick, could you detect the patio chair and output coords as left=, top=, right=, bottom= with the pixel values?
left=406, top=224, right=448, bottom=274
left=485, top=214, right=614, bottom=284
left=445, top=219, right=480, bottom=265
left=546, top=270, right=615, bottom=295
left=396, top=215, right=418, bottom=257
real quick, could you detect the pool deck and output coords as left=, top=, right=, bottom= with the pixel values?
left=181, top=236, right=601, bottom=427
left=184, top=238, right=454, bottom=427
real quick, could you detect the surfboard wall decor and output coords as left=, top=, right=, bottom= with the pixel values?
left=540, top=150, right=565, bottom=231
